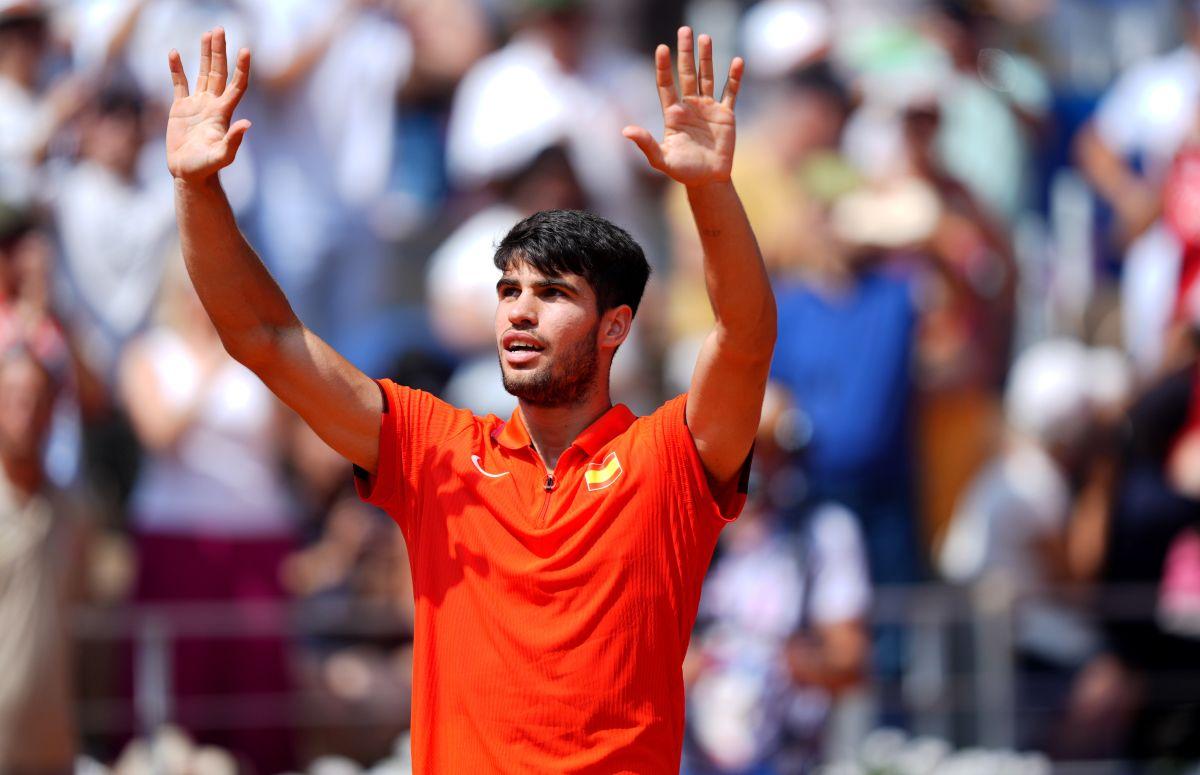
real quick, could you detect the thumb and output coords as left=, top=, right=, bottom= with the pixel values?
left=220, top=119, right=252, bottom=163
left=622, top=126, right=665, bottom=171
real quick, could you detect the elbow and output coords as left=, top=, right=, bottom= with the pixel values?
left=219, top=325, right=289, bottom=375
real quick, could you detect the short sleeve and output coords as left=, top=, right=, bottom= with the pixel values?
left=648, top=394, right=750, bottom=525
left=354, top=379, right=476, bottom=530
left=807, top=503, right=872, bottom=626
left=1092, top=64, right=1154, bottom=157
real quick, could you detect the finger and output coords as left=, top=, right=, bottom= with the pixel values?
left=196, top=30, right=211, bottom=94
left=622, top=125, right=666, bottom=172
left=168, top=49, right=189, bottom=100
left=654, top=44, right=678, bottom=111
left=677, top=26, right=697, bottom=97
left=208, top=27, right=228, bottom=95
left=220, top=119, right=252, bottom=164
left=720, top=56, right=744, bottom=110
left=222, top=48, right=251, bottom=109
left=698, top=34, right=715, bottom=99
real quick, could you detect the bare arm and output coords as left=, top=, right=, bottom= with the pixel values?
left=166, top=28, right=381, bottom=471
left=1075, top=125, right=1161, bottom=245
left=786, top=620, right=870, bottom=694
left=624, top=28, right=775, bottom=484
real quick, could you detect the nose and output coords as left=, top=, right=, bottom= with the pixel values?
left=506, top=288, right=537, bottom=327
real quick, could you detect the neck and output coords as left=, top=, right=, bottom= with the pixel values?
left=2, top=454, right=43, bottom=500
left=518, top=386, right=612, bottom=470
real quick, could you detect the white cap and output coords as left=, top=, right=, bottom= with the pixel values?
left=740, top=0, right=831, bottom=78
left=446, top=49, right=570, bottom=187
left=830, top=177, right=942, bottom=248
left=1006, top=340, right=1133, bottom=444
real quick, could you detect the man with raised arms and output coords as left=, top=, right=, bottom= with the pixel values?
left=165, top=24, right=775, bottom=773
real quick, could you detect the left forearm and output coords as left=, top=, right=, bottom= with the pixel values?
left=686, top=180, right=775, bottom=352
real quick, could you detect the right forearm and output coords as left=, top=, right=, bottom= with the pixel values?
left=174, top=176, right=299, bottom=358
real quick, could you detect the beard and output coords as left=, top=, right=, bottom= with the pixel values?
left=499, top=323, right=600, bottom=408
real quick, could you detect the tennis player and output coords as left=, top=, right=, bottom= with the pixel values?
left=166, top=24, right=775, bottom=773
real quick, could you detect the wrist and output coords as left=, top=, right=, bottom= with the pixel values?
left=173, top=174, right=223, bottom=196
left=684, top=176, right=733, bottom=195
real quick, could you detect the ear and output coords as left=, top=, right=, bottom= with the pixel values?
left=598, top=305, right=633, bottom=351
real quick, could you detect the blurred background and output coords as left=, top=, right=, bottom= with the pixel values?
left=2, top=0, right=1200, bottom=772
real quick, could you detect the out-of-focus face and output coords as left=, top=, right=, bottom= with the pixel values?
left=0, top=18, right=49, bottom=87
left=494, top=261, right=607, bottom=407
left=0, top=352, right=54, bottom=464
left=773, top=89, right=844, bottom=164
left=82, top=111, right=143, bottom=179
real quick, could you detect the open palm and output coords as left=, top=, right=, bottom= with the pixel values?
left=165, top=28, right=252, bottom=183
left=623, top=27, right=743, bottom=187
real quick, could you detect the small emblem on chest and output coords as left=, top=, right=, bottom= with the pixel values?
left=471, top=455, right=510, bottom=479
left=583, top=451, right=623, bottom=491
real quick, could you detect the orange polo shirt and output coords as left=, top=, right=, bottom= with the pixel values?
left=355, top=380, right=746, bottom=773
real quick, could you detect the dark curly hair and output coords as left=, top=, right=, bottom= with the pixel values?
left=493, top=209, right=652, bottom=316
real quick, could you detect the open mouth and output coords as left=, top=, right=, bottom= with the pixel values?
left=501, top=333, right=546, bottom=366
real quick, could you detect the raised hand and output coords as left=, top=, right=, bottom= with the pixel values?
left=165, top=28, right=252, bottom=183
left=622, top=27, right=743, bottom=187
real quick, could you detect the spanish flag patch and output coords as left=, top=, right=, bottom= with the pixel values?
left=584, top=451, right=623, bottom=492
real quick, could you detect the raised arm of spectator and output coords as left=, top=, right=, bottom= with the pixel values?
left=165, top=28, right=382, bottom=471
left=1074, top=125, right=1161, bottom=245
left=623, top=28, right=776, bottom=485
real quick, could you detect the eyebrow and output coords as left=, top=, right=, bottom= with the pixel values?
left=496, top=277, right=580, bottom=295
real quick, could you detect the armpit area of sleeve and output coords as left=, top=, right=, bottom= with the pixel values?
left=662, top=394, right=751, bottom=523
left=353, top=379, right=402, bottom=509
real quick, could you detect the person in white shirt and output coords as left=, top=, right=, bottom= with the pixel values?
left=1076, top=2, right=1200, bottom=375
left=0, top=3, right=86, bottom=207
left=241, top=0, right=411, bottom=360
left=55, top=90, right=176, bottom=386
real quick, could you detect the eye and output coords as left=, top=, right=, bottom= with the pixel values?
left=539, top=288, right=563, bottom=299
left=499, top=286, right=520, bottom=299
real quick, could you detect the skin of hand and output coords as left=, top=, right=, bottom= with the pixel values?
left=165, top=29, right=252, bottom=183
left=623, top=27, right=775, bottom=486
left=621, top=28, right=743, bottom=187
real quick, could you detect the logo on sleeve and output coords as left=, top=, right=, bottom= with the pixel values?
left=584, top=451, right=623, bottom=491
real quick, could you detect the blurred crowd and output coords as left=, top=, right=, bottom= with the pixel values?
left=2, top=0, right=1200, bottom=772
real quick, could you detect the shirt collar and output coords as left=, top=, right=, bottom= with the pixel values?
left=495, top=403, right=637, bottom=457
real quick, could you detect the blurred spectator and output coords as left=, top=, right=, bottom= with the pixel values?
left=739, top=0, right=832, bottom=82
left=446, top=0, right=661, bottom=251
left=0, top=207, right=107, bottom=493
left=118, top=261, right=299, bottom=773
left=384, top=0, right=491, bottom=220
left=0, top=344, right=91, bottom=772
left=683, top=385, right=870, bottom=775
left=920, top=1, right=1049, bottom=223
left=1075, top=0, right=1200, bottom=375
left=891, top=81, right=1017, bottom=549
left=939, top=339, right=1131, bottom=753
left=0, top=204, right=67, bottom=375
left=280, top=419, right=414, bottom=766
left=0, top=1, right=86, bottom=206
left=768, top=220, right=921, bottom=597
left=54, top=88, right=175, bottom=387
left=241, top=0, right=412, bottom=362
left=1062, top=362, right=1200, bottom=760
